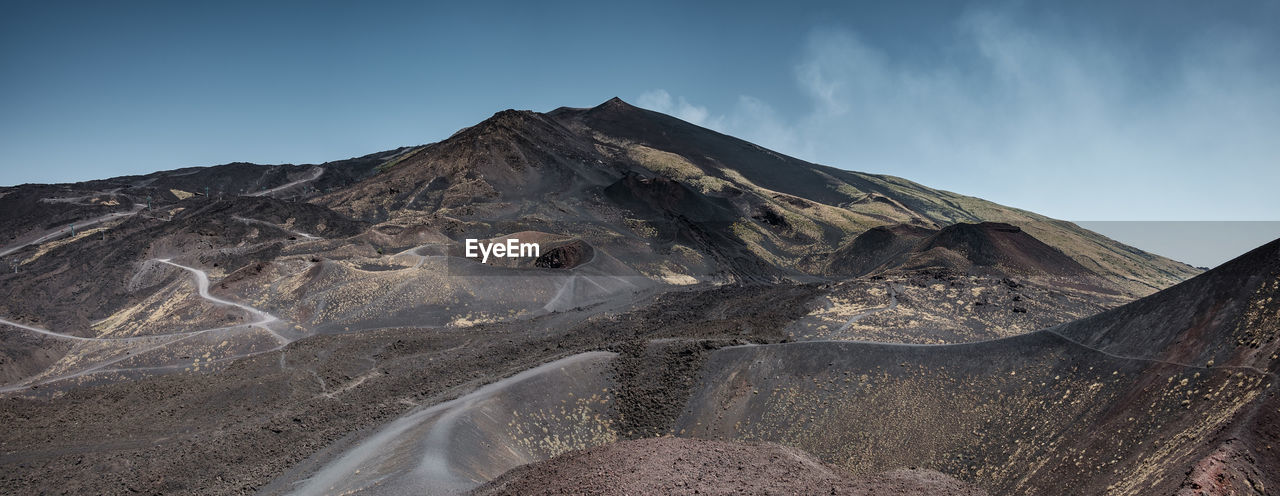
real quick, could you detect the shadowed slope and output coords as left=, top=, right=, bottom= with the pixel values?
left=307, top=97, right=1197, bottom=293
left=1057, top=237, right=1280, bottom=370
left=552, top=98, right=1199, bottom=293
left=824, top=221, right=1099, bottom=279
left=823, top=223, right=936, bottom=277
left=676, top=237, right=1280, bottom=495
left=902, top=222, right=1096, bottom=277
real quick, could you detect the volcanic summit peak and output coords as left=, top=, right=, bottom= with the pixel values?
left=598, top=96, right=635, bottom=108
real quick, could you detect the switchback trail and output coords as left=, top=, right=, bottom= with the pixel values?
left=250, top=167, right=323, bottom=197
left=232, top=216, right=319, bottom=240
left=0, top=317, right=191, bottom=343
left=281, top=351, right=616, bottom=496
left=0, top=206, right=143, bottom=257
left=157, top=258, right=287, bottom=343
left=0, top=258, right=297, bottom=393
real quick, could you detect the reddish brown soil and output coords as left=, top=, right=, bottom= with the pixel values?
left=473, top=437, right=987, bottom=495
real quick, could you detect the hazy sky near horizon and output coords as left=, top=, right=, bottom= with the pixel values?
left=2, top=1, right=1277, bottom=224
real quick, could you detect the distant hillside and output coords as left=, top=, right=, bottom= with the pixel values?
left=1, top=98, right=1200, bottom=293
left=316, top=97, right=1199, bottom=293
left=677, top=236, right=1280, bottom=495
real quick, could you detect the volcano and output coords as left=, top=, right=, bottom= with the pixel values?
left=824, top=221, right=1099, bottom=278
left=1, top=98, right=1265, bottom=496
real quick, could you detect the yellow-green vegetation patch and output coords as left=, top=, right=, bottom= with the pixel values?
left=624, top=218, right=659, bottom=238
left=719, top=167, right=751, bottom=185
left=811, top=170, right=866, bottom=201
left=376, top=145, right=427, bottom=173
left=169, top=189, right=194, bottom=200
left=768, top=201, right=825, bottom=241
left=669, top=243, right=704, bottom=263
left=626, top=144, right=731, bottom=194
left=21, top=227, right=107, bottom=265
left=652, top=260, right=699, bottom=285
left=507, top=393, right=619, bottom=458
left=730, top=221, right=787, bottom=266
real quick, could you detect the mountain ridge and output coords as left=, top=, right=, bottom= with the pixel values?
left=1, top=97, right=1201, bottom=302
left=1, top=97, right=1272, bottom=496
left=300, top=97, right=1199, bottom=292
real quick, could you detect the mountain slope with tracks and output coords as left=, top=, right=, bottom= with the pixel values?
left=0, top=98, right=1244, bottom=496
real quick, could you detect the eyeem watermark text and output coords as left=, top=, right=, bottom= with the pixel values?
left=465, top=238, right=540, bottom=264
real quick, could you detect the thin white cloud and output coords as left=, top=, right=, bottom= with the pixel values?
left=723, top=96, right=805, bottom=157
left=635, top=9, right=1280, bottom=221
left=636, top=89, right=721, bottom=129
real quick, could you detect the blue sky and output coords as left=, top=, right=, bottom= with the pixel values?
left=2, top=1, right=1278, bottom=227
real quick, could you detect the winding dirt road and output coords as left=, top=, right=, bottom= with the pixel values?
left=0, top=258, right=296, bottom=393
left=0, top=206, right=143, bottom=257
left=231, top=216, right=319, bottom=240
left=156, top=258, right=286, bottom=342
left=250, top=167, right=323, bottom=197
left=279, top=351, right=617, bottom=496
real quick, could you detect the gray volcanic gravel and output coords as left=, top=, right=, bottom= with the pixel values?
left=473, top=436, right=988, bottom=495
